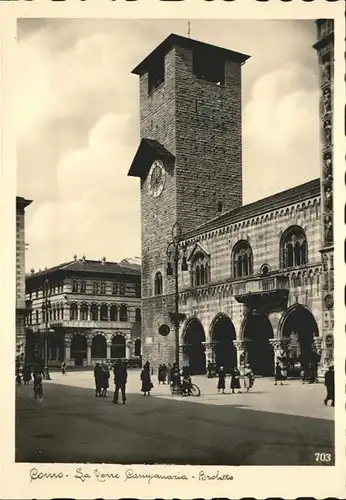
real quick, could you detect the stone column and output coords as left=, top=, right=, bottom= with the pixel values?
left=125, top=336, right=131, bottom=359
left=269, top=338, right=286, bottom=368
left=106, top=337, right=112, bottom=360
left=77, top=304, right=80, bottom=321
left=202, top=342, right=217, bottom=364
left=64, top=336, right=71, bottom=363
left=267, top=311, right=282, bottom=339
left=179, top=344, right=190, bottom=367
left=87, top=305, right=91, bottom=321
left=233, top=339, right=248, bottom=372
left=85, top=336, right=92, bottom=365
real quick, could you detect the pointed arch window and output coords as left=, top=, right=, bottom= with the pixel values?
left=232, top=240, right=253, bottom=278
left=191, top=253, right=210, bottom=287
left=154, top=272, right=163, bottom=295
left=280, top=226, right=308, bottom=268
left=110, top=305, right=118, bottom=321
left=100, top=304, right=108, bottom=321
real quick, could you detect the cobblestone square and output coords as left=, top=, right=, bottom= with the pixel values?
left=16, top=370, right=334, bottom=466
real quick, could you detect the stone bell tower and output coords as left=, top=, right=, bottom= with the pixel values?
left=313, top=20, right=334, bottom=370
left=128, top=34, right=250, bottom=367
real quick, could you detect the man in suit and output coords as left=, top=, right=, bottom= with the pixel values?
left=113, top=359, right=128, bottom=405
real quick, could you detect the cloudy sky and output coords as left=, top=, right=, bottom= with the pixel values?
left=17, top=18, right=320, bottom=272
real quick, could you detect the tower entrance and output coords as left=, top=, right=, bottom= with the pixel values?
left=183, top=318, right=206, bottom=375
left=210, top=314, right=237, bottom=374
left=243, top=314, right=274, bottom=376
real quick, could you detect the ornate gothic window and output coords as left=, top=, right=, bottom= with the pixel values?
left=80, top=281, right=86, bottom=293
left=232, top=240, right=253, bottom=278
left=100, top=282, right=106, bottom=294
left=119, top=304, right=128, bottom=322
left=154, top=272, right=163, bottom=295
left=191, top=253, right=210, bottom=287
left=112, top=282, right=118, bottom=295
left=93, top=281, right=100, bottom=294
left=72, top=280, right=78, bottom=293
left=280, top=226, right=308, bottom=269
left=119, top=283, right=126, bottom=296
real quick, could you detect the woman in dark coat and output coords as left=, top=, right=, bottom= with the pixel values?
left=141, top=362, right=152, bottom=395
left=100, top=364, right=110, bottom=397
left=158, top=364, right=167, bottom=384
left=217, top=366, right=226, bottom=394
left=94, top=363, right=102, bottom=397
left=274, top=362, right=283, bottom=386
left=230, top=367, right=241, bottom=394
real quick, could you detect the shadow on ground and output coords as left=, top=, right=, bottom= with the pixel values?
left=16, top=382, right=334, bottom=466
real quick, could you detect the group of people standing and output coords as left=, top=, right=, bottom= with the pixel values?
left=217, top=365, right=255, bottom=394
left=94, top=363, right=111, bottom=398
left=157, top=363, right=171, bottom=385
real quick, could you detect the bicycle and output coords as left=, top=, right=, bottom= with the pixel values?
left=170, top=382, right=201, bottom=397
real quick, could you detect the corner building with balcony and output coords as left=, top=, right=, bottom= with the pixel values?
left=25, top=257, right=142, bottom=368
left=128, top=26, right=334, bottom=376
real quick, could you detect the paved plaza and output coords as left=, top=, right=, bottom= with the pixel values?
left=16, top=370, right=334, bottom=466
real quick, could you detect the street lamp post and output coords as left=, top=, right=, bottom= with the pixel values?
left=42, top=278, right=52, bottom=380
left=166, top=222, right=188, bottom=370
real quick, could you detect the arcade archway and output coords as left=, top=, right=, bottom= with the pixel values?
left=183, top=318, right=206, bottom=375
left=71, top=334, right=87, bottom=366
left=280, top=305, right=319, bottom=371
left=243, top=314, right=274, bottom=376
left=111, top=335, right=125, bottom=358
left=210, top=314, right=237, bottom=373
left=91, top=334, right=107, bottom=359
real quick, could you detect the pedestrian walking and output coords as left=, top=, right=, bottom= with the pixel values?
left=100, top=363, right=110, bottom=397
left=217, top=366, right=226, bottom=394
left=281, top=363, right=288, bottom=382
left=207, top=361, right=213, bottom=378
left=324, top=365, right=334, bottom=407
left=230, top=367, right=241, bottom=394
left=112, top=359, right=128, bottom=404
left=94, top=362, right=102, bottom=397
left=274, top=362, right=283, bottom=386
left=244, top=364, right=255, bottom=392
left=141, top=361, right=153, bottom=396
left=22, top=365, right=31, bottom=385
left=61, top=361, right=66, bottom=375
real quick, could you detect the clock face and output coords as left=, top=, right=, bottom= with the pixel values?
left=149, top=160, right=165, bottom=198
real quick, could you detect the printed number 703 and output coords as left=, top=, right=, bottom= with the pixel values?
left=315, top=452, right=332, bottom=462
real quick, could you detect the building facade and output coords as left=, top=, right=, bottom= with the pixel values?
left=16, top=196, right=32, bottom=360
left=25, top=256, right=142, bottom=367
left=313, top=19, right=334, bottom=367
left=128, top=26, right=334, bottom=376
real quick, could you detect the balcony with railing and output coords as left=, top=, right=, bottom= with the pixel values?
left=234, top=275, right=289, bottom=308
